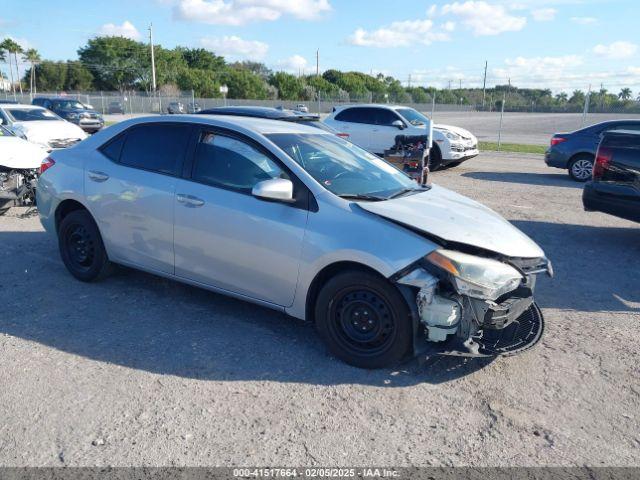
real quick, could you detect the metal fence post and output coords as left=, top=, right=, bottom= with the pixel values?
left=581, top=85, right=591, bottom=128
left=498, top=92, right=506, bottom=150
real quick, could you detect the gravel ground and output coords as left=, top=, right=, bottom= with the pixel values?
left=0, top=152, right=638, bottom=467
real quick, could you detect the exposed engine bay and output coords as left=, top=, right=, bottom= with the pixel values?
left=0, top=168, right=38, bottom=215
left=395, top=248, right=552, bottom=357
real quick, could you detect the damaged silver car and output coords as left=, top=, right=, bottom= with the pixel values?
left=37, top=116, right=551, bottom=369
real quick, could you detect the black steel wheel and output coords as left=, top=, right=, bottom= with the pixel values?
left=428, top=144, right=443, bottom=171
left=58, top=210, right=112, bottom=282
left=315, top=271, right=412, bottom=369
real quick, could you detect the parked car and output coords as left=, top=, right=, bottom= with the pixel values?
left=0, top=124, right=47, bottom=212
left=187, top=102, right=201, bottom=114
left=324, top=104, right=479, bottom=169
left=167, top=102, right=185, bottom=114
left=546, top=120, right=640, bottom=181
left=0, top=103, right=87, bottom=150
left=296, top=103, right=309, bottom=113
left=32, top=97, right=104, bottom=133
left=107, top=101, right=125, bottom=114
left=582, top=129, right=640, bottom=223
left=37, top=115, right=551, bottom=369
left=198, top=106, right=347, bottom=137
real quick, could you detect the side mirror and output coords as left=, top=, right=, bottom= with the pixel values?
left=252, top=178, right=294, bottom=203
left=392, top=120, right=406, bottom=130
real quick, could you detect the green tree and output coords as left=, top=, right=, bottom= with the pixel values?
left=65, top=61, right=94, bottom=91
left=177, top=47, right=225, bottom=71
left=22, top=48, right=41, bottom=94
left=269, top=72, right=304, bottom=100
left=1, top=38, right=23, bottom=94
left=78, top=36, right=148, bottom=91
left=618, top=88, right=632, bottom=101
left=176, top=68, right=220, bottom=98
left=30, top=61, right=67, bottom=91
left=231, top=61, right=272, bottom=80
left=220, top=68, right=268, bottom=99
left=569, top=90, right=585, bottom=105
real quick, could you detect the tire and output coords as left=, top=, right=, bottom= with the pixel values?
left=568, top=155, right=594, bottom=182
left=428, top=145, right=443, bottom=171
left=58, top=210, right=112, bottom=282
left=314, top=271, right=413, bottom=369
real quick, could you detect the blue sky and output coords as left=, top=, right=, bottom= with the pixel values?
left=1, top=0, right=639, bottom=93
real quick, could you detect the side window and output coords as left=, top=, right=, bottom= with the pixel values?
left=119, top=124, right=191, bottom=175
left=374, top=109, right=400, bottom=126
left=335, top=108, right=373, bottom=124
left=192, top=131, right=287, bottom=191
left=100, top=134, right=126, bottom=162
left=615, top=123, right=640, bottom=132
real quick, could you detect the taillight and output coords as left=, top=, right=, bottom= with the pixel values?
left=337, top=133, right=350, bottom=139
left=40, top=157, right=55, bottom=174
left=593, top=147, right=612, bottom=180
left=550, top=136, right=567, bottom=146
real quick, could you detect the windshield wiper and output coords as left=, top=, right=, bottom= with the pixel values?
left=339, top=194, right=386, bottom=202
left=388, top=186, right=429, bottom=199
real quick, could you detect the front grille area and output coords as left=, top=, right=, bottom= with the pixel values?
left=510, top=257, right=550, bottom=275
left=474, top=303, right=544, bottom=356
left=48, top=138, right=81, bottom=149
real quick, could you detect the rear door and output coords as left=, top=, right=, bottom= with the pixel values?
left=369, top=108, right=405, bottom=154
left=85, top=123, right=193, bottom=274
left=332, top=108, right=374, bottom=150
left=173, top=127, right=309, bottom=306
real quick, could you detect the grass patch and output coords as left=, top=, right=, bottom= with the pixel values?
left=479, top=141, right=547, bottom=155
left=104, top=121, right=117, bottom=127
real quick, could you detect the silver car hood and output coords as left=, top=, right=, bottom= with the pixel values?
left=358, top=184, right=545, bottom=259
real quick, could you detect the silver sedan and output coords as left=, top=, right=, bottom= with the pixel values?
left=37, top=115, right=551, bottom=369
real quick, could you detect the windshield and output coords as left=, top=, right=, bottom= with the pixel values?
left=7, top=108, right=60, bottom=122
left=52, top=100, right=85, bottom=110
left=0, top=125, right=15, bottom=137
left=396, top=108, right=430, bottom=126
left=297, top=120, right=338, bottom=133
left=267, top=133, right=419, bottom=199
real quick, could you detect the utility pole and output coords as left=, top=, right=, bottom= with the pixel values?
left=408, top=74, right=412, bottom=88
left=316, top=49, right=320, bottom=77
left=482, top=60, right=488, bottom=109
left=149, top=23, right=157, bottom=98
left=581, top=84, right=591, bottom=127
left=459, top=79, right=462, bottom=90
left=448, top=80, right=452, bottom=90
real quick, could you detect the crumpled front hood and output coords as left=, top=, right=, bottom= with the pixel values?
left=434, top=124, right=476, bottom=139
left=0, top=137, right=48, bottom=169
left=358, top=184, right=544, bottom=259
left=13, top=121, right=87, bottom=145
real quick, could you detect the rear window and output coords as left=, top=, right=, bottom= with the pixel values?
left=119, top=124, right=192, bottom=175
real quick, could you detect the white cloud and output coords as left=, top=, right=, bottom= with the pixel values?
left=531, top=8, right=556, bottom=22
left=200, top=36, right=269, bottom=60
left=173, top=0, right=331, bottom=26
left=492, top=54, right=584, bottom=89
left=441, top=1, right=526, bottom=36
left=570, top=16, right=597, bottom=25
left=277, top=54, right=308, bottom=73
left=593, top=41, right=638, bottom=60
left=348, top=19, right=451, bottom=48
left=98, top=20, right=141, bottom=40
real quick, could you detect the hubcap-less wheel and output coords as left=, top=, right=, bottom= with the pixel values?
left=571, top=159, right=593, bottom=181
left=66, top=225, right=96, bottom=271
left=332, top=288, right=396, bottom=357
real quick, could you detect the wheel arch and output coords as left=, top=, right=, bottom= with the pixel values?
left=54, top=198, right=92, bottom=233
left=568, top=151, right=594, bottom=163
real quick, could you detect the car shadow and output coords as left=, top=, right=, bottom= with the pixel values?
left=513, top=220, right=640, bottom=312
left=462, top=171, right=583, bottom=189
left=0, top=231, right=493, bottom=386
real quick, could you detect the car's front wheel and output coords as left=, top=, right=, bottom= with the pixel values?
left=315, top=271, right=413, bottom=369
left=58, top=210, right=112, bottom=282
left=568, top=155, right=594, bottom=182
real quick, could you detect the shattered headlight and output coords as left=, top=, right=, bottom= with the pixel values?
left=426, top=249, right=523, bottom=301
left=445, top=131, right=461, bottom=141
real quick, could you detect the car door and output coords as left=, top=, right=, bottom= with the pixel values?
left=332, top=108, right=373, bottom=150
left=173, top=128, right=309, bottom=307
left=370, top=108, right=406, bottom=154
left=85, top=123, right=193, bottom=274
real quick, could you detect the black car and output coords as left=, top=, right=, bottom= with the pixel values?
left=198, top=106, right=345, bottom=136
left=167, top=102, right=185, bottom=114
left=545, top=119, right=640, bottom=181
left=32, top=97, right=104, bottom=133
left=583, top=129, right=640, bottom=223
left=107, top=101, right=125, bottom=114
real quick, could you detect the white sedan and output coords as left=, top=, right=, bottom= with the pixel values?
left=0, top=103, right=87, bottom=151
left=324, top=104, right=479, bottom=169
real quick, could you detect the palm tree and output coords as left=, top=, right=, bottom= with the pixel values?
left=555, top=92, right=568, bottom=104
left=0, top=39, right=15, bottom=95
left=618, top=88, right=632, bottom=101
left=23, top=48, right=41, bottom=97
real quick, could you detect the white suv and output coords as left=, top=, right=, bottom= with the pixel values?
left=324, top=104, right=479, bottom=169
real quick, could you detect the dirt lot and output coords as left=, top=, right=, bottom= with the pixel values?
left=0, top=152, right=638, bottom=467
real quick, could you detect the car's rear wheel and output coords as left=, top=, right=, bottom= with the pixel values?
left=568, top=155, right=593, bottom=182
left=58, top=210, right=112, bottom=282
left=315, top=271, right=412, bottom=369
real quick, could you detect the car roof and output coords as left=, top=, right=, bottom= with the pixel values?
left=34, top=96, right=80, bottom=101
left=121, top=114, right=330, bottom=135
left=605, top=129, right=640, bottom=136
left=333, top=104, right=409, bottom=113
left=0, top=103, right=45, bottom=110
left=200, top=106, right=319, bottom=120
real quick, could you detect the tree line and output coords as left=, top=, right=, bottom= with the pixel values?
left=2, top=36, right=639, bottom=112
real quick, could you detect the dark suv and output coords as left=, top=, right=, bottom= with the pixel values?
left=545, top=120, right=640, bottom=181
left=32, top=97, right=104, bottom=133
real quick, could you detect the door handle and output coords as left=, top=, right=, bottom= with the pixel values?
left=177, top=193, right=205, bottom=207
left=88, top=170, right=109, bottom=182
